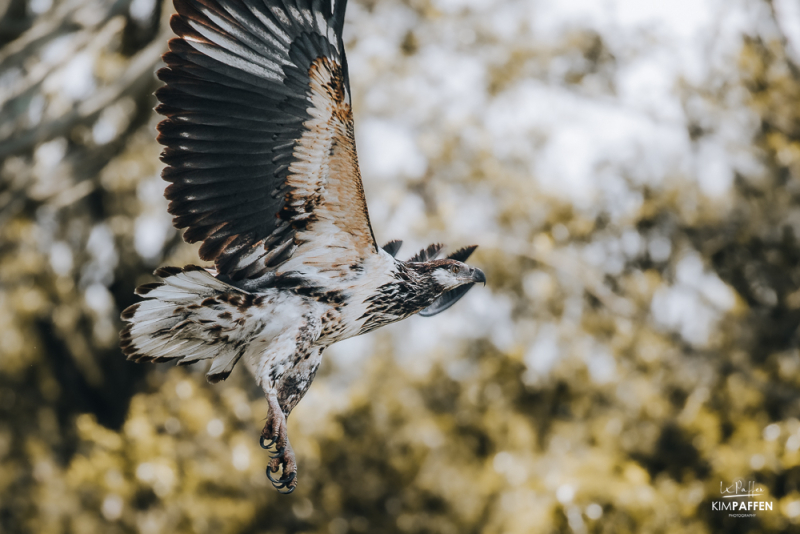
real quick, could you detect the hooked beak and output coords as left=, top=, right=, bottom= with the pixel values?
left=471, top=268, right=486, bottom=286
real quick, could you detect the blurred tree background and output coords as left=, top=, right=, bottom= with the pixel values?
left=2, top=0, right=800, bottom=532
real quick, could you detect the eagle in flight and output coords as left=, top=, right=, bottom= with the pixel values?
left=120, top=0, right=485, bottom=494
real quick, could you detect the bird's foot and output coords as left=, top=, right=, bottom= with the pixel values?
left=259, top=394, right=288, bottom=454
left=259, top=393, right=297, bottom=493
left=266, top=445, right=297, bottom=494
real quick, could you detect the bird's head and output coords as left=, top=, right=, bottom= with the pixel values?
left=427, top=259, right=487, bottom=292
left=403, top=250, right=486, bottom=317
left=384, top=242, right=485, bottom=317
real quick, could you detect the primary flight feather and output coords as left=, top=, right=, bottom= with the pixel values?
left=120, top=0, right=485, bottom=494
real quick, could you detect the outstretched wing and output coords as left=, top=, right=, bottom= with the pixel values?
left=157, top=0, right=377, bottom=285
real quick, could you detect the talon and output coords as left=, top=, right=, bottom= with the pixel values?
left=269, top=469, right=296, bottom=490
left=260, top=435, right=276, bottom=449
left=273, top=473, right=297, bottom=495
left=266, top=464, right=283, bottom=485
left=277, top=484, right=296, bottom=495
left=270, top=446, right=285, bottom=459
left=266, top=456, right=281, bottom=476
left=272, top=478, right=290, bottom=489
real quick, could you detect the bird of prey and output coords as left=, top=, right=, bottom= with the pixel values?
left=120, top=0, right=485, bottom=494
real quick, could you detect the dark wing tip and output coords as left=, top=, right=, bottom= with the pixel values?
left=382, top=240, right=403, bottom=257
left=408, top=243, right=445, bottom=263
left=332, top=0, right=348, bottom=37
left=447, top=245, right=478, bottom=263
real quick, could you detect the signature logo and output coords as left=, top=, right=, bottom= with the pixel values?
left=720, top=480, right=765, bottom=498
left=712, top=480, right=773, bottom=516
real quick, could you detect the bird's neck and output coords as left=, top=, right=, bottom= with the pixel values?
left=356, top=261, right=444, bottom=335
left=394, top=261, right=445, bottom=305
left=383, top=260, right=448, bottom=314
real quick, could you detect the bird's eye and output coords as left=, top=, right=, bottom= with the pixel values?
left=450, top=265, right=459, bottom=274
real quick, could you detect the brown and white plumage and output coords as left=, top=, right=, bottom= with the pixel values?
left=121, top=0, right=485, bottom=493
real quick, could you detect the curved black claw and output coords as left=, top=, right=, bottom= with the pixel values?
left=269, top=446, right=285, bottom=460
left=266, top=465, right=297, bottom=493
left=266, top=466, right=294, bottom=487
left=277, top=476, right=297, bottom=494
left=260, top=435, right=277, bottom=450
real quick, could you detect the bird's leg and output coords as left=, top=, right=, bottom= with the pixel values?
left=259, top=391, right=298, bottom=493
left=259, top=392, right=288, bottom=451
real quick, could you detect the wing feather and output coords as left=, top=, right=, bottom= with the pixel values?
left=408, top=243, right=444, bottom=263
left=382, top=240, right=403, bottom=257
left=158, top=0, right=373, bottom=285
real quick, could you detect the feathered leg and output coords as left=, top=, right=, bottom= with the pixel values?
left=246, top=314, right=325, bottom=494
left=260, top=391, right=297, bottom=493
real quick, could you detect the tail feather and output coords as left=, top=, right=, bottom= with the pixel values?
left=120, top=265, right=257, bottom=382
